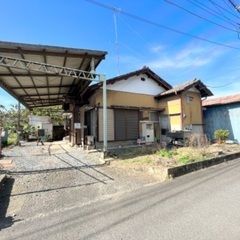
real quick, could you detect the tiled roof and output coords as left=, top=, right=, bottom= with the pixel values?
left=155, top=79, right=213, bottom=99
left=202, top=93, right=240, bottom=106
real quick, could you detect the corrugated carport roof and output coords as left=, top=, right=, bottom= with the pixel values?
left=0, top=41, right=107, bottom=109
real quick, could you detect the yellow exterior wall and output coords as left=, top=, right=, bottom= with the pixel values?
left=157, top=95, right=182, bottom=130
left=170, top=115, right=182, bottom=131
left=158, top=96, right=181, bottom=115
left=91, top=90, right=159, bottom=108
left=88, top=88, right=204, bottom=134
left=181, top=91, right=202, bottom=126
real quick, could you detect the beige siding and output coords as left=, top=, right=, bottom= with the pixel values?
left=95, top=90, right=159, bottom=108
left=98, top=108, right=115, bottom=141
left=182, top=91, right=203, bottom=126
left=158, top=96, right=181, bottom=115
left=170, top=115, right=182, bottom=131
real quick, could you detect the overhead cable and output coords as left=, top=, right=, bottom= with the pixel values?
left=164, top=0, right=238, bottom=33
left=209, top=0, right=240, bottom=19
left=85, top=0, right=240, bottom=51
left=187, top=0, right=240, bottom=27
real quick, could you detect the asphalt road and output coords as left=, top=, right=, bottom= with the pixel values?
left=1, top=158, right=240, bottom=240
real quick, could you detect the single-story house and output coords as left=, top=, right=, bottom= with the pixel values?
left=202, top=94, right=240, bottom=142
left=78, top=66, right=213, bottom=145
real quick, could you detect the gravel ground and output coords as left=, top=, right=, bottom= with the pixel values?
left=0, top=141, right=160, bottom=229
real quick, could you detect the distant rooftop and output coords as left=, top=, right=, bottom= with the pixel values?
left=202, top=93, right=240, bottom=106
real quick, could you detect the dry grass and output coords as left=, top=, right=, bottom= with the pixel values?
left=109, top=143, right=240, bottom=180
left=111, top=143, right=240, bottom=167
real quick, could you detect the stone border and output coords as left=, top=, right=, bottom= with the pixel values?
left=167, top=152, right=240, bottom=178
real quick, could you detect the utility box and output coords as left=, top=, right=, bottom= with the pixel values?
left=142, top=123, right=154, bottom=143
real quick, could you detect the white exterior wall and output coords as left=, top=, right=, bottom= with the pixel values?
left=29, top=115, right=53, bottom=138
left=41, top=123, right=53, bottom=138
left=29, top=115, right=51, bottom=127
left=106, top=74, right=166, bottom=95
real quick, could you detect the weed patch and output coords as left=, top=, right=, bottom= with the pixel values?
left=157, top=148, right=177, bottom=158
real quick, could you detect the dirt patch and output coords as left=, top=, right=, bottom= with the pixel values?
left=108, top=143, right=240, bottom=180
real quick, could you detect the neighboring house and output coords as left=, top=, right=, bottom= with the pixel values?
left=81, top=67, right=213, bottom=144
left=202, top=94, right=240, bottom=142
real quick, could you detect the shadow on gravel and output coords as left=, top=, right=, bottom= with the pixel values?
left=2, top=164, right=107, bottom=175
left=51, top=144, right=114, bottom=184
left=0, top=177, right=20, bottom=231
left=9, top=181, right=102, bottom=197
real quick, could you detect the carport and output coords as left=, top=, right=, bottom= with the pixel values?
left=0, top=41, right=108, bottom=152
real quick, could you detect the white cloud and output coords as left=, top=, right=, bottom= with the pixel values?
left=146, top=43, right=225, bottom=70
left=149, top=44, right=165, bottom=53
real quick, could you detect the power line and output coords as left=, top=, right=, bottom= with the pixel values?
left=187, top=0, right=240, bottom=28
left=164, top=0, right=238, bottom=33
left=227, top=0, right=240, bottom=12
left=208, top=0, right=240, bottom=19
left=85, top=0, right=240, bottom=51
left=223, top=0, right=240, bottom=15
left=206, top=77, right=239, bottom=88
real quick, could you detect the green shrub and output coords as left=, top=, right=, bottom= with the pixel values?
left=158, top=148, right=177, bottom=158
left=214, top=129, right=229, bottom=143
left=177, top=150, right=207, bottom=165
left=178, top=154, right=191, bottom=164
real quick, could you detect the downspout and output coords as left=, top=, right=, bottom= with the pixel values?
left=72, top=103, right=76, bottom=146
left=201, top=97, right=207, bottom=134
left=80, top=107, right=85, bottom=148
left=180, top=93, right=184, bottom=130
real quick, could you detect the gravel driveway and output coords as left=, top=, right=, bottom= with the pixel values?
left=0, top=141, right=160, bottom=230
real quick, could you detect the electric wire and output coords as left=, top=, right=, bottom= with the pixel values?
left=206, top=77, right=240, bottom=88
left=85, top=0, right=240, bottom=90
left=84, top=0, right=240, bottom=51
left=208, top=0, right=240, bottom=19
left=164, top=0, right=238, bottom=33
left=117, top=14, right=155, bottom=50
left=187, top=0, right=240, bottom=28
left=227, top=0, right=240, bottom=11
left=223, top=0, right=240, bottom=15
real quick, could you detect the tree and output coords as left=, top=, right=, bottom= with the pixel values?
left=0, top=104, right=31, bottom=143
left=0, top=104, right=65, bottom=144
left=31, top=105, right=65, bottom=125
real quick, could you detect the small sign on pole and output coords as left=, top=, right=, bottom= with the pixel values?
left=74, top=123, right=81, bottom=129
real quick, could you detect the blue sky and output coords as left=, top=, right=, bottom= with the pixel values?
left=1, top=0, right=240, bottom=108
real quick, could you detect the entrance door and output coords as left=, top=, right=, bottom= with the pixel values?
left=142, top=123, right=154, bottom=143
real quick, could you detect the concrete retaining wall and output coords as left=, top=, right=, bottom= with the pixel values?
left=167, top=152, right=240, bottom=178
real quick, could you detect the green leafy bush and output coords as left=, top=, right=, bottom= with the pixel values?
left=158, top=148, right=177, bottom=158
left=214, top=129, right=229, bottom=143
left=178, top=154, right=191, bottom=164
